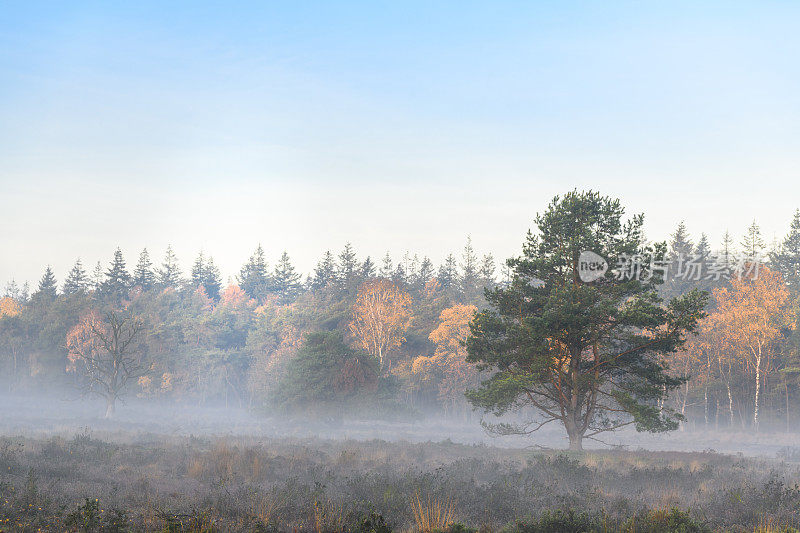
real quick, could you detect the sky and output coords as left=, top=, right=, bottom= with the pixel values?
left=2, top=1, right=800, bottom=287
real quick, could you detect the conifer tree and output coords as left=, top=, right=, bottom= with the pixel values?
left=438, top=254, right=458, bottom=292
left=273, top=251, right=302, bottom=304
left=771, top=209, right=800, bottom=293
left=311, top=251, right=336, bottom=290
left=480, top=253, right=496, bottom=290
left=337, top=242, right=359, bottom=291
left=100, top=248, right=132, bottom=299
left=238, top=244, right=271, bottom=301
left=34, top=266, right=58, bottom=299
left=63, top=258, right=90, bottom=295
left=416, top=257, right=435, bottom=289
left=203, top=256, right=222, bottom=300
left=133, top=248, right=156, bottom=290
left=157, top=245, right=183, bottom=288
left=379, top=252, right=393, bottom=279
left=741, top=220, right=765, bottom=258
left=360, top=256, right=376, bottom=280
left=90, top=261, right=104, bottom=291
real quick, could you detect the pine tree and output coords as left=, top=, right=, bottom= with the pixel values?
left=460, top=236, right=480, bottom=302
left=379, top=252, right=393, bottom=279
left=480, top=253, right=496, bottom=290
left=741, top=220, right=765, bottom=259
left=34, top=266, right=58, bottom=299
left=190, top=251, right=222, bottom=299
left=100, top=248, right=132, bottom=299
left=273, top=251, right=302, bottom=304
left=311, top=251, right=336, bottom=290
left=157, top=245, right=183, bottom=288
left=771, top=209, right=800, bottom=293
left=3, top=280, right=20, bottom=299
left=203, top=256, right=222, bottom=300
left=191, top=251, right=207, bottom=288
left=360, top=256, right=376, bottom=279
left=416, top=257, right=435, bottom=290
left=91, top=261, right=104, bottom=291
left=392, top=262, right=406, bottom=285
left=437, top=254, right=458, bottom=291
left=238, top=244, right=271, bottom=301
left=720, top=230, right=736, bottom=268
left=63, top=258, right=89, bottom=295
left=337, top=242, right=359, bottom=291
left=663, top=221, right=695, bottom=299
left=669, top=221, right=694, bottom=262
left=133, top=248, right=156, bottom=290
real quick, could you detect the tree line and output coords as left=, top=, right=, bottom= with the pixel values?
left=2, top=200, right=800, bottom=438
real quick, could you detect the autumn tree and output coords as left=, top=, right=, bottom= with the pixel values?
left=66, top=309, right=148, bottom=418
left=349, top=279, right=413, bottom=371
left=427, top=303, right=479, bottom=414
left=710, top=265, right=791, bottom=430
left=466, top=191, right=708, bottom=450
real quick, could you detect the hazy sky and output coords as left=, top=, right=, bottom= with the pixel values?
left=2, top=2, right=799, bottom=287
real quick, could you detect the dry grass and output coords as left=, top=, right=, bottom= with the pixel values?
left=410, top=491, right=456, bottom=533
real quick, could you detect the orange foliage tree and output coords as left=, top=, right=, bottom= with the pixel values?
left=427, top=303, right=479, bottom=413
left=709, top=266, right=791, bottom=430
left=349, top=279, right=412, bottom=371
left=0, top=297, right=21, bottom=318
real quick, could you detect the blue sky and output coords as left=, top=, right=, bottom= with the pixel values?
left=2, top=2, right=800, bottom=286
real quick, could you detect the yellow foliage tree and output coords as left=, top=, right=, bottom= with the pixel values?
left=349, top=279, right=412, bottom=371
left=709, top=266, right=791, bottom=430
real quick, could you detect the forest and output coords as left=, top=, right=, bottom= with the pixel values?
left=3, top=199, right=800, bottom=435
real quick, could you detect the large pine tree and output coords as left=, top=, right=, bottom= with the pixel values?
left=466, top=191, right=707, bottom=450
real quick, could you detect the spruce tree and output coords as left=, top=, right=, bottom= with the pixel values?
left=360, top=256, right=376, bottom=280
left=133, top=248, right=156, bottom=290
left=416, top=257, right=435, bottom=290
left=379, top=252, right=393, bottom=279
left=770, top=210, right=800, bottom=293
left=3, top=280, right=20, bottom=299
left=100, top=248, right=132, bottom=299
left=337, top=242, right=359, bottom=291
left=63, top=258, right=89, bottom=295
left=311, top=251, right=336, bottom=290
left=157, top=245, right=183, bottom=288
left=238, top=244, right=271, bottom=301
left=34, top=266, right=58, bottom=299
left=437, top=254, right=458, bottom=292
left=273, top=251, right=302, bottom=304
left=480, top=253, right=496, bottom=290
left=203, top=256, right=222, bottom=300
left=741, top=220, right=765, bottom=258
left=91, top=261, right=104, bottom=291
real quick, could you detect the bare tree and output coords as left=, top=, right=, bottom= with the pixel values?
left=66, top=309, right=148, bottom=418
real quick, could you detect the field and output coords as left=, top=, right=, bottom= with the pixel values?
left=2, top=402, right=800, bottom=533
